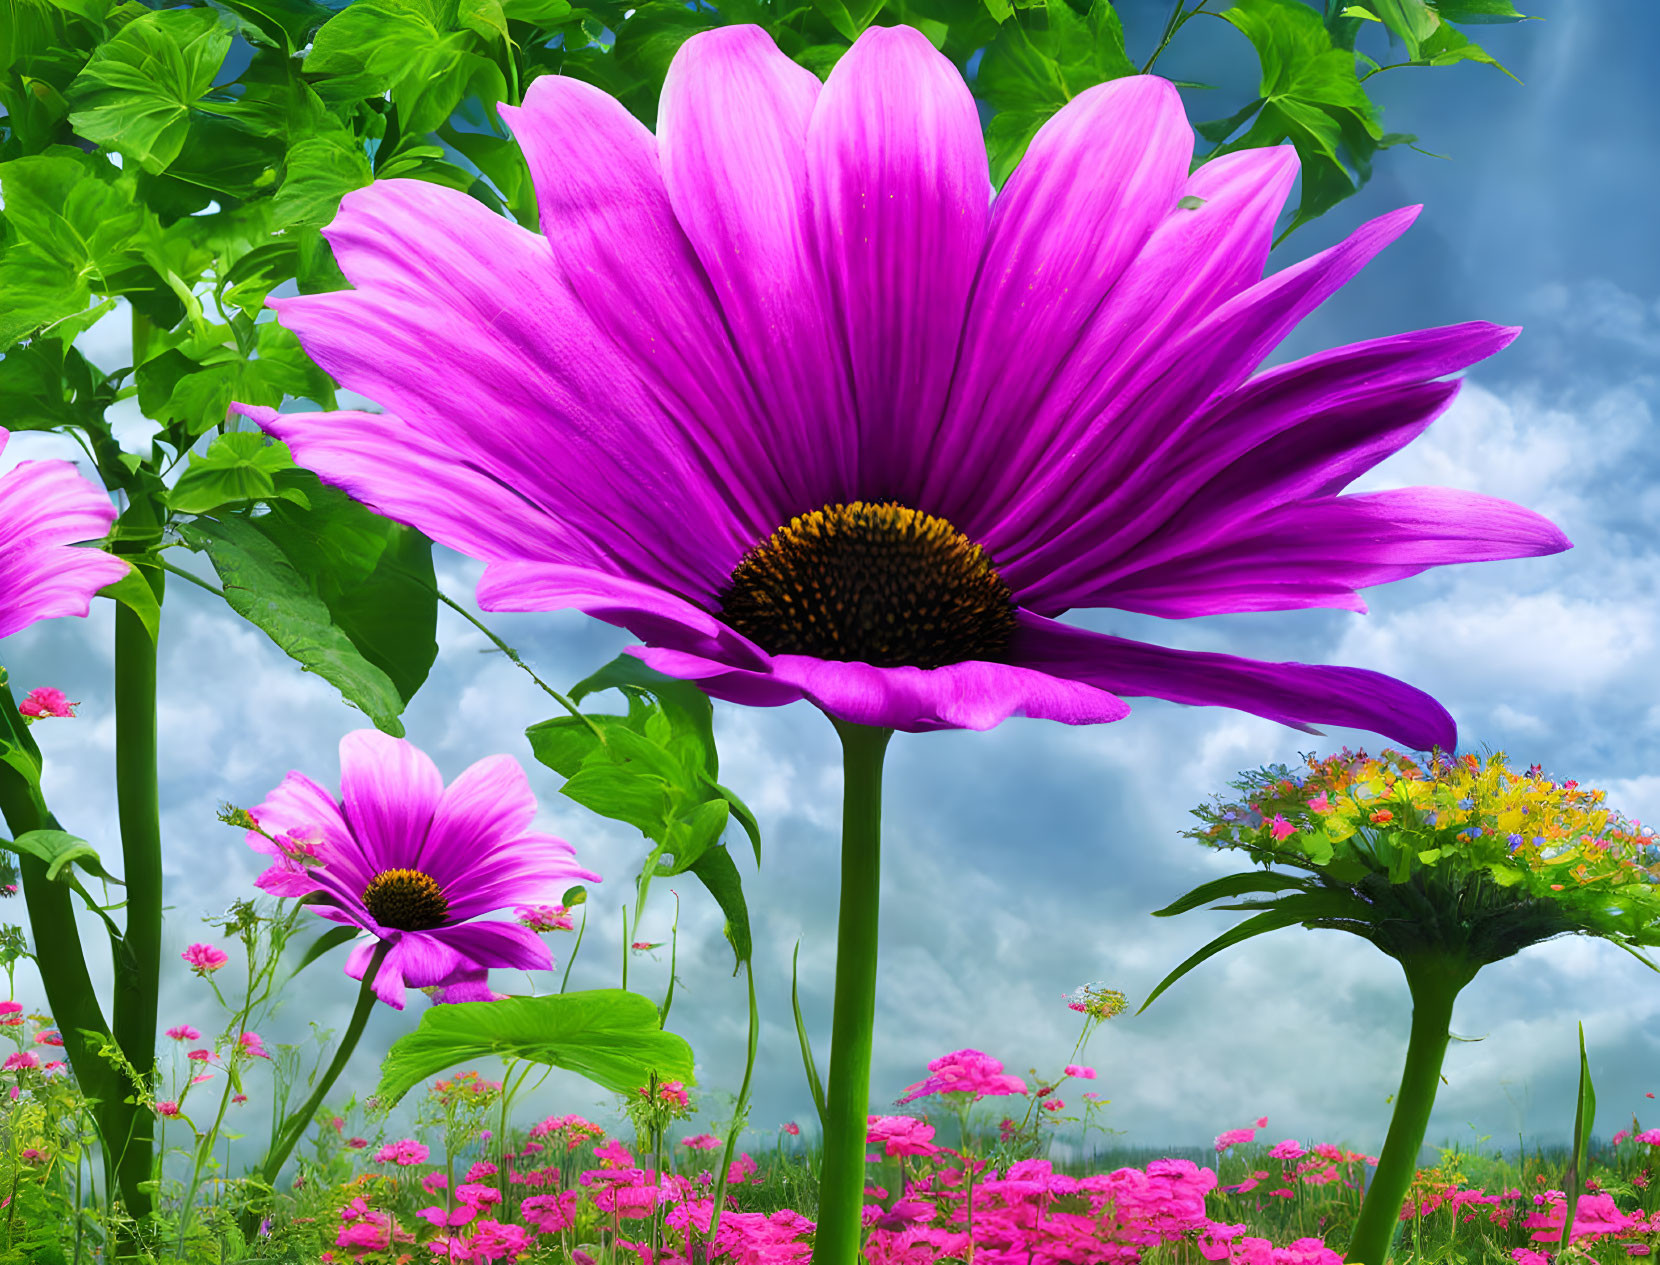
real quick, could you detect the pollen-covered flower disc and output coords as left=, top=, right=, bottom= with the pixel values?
left=0, top=427, right=128, bottom=640
left=245, top=730, right=600, bottom=1008
left=237, top=26, right=1569, bottom=743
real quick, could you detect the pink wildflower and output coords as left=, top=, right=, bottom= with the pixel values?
left=18, top=687, right=76, bottom=719
left=186, top=1048, right=212, bottom=1061
left=516, top=903, right=574, bottom=932
left=1215, top=1126, right=1257, bottom=1152
left=1637, top=1129, right=1660, bottom=1146
left=4, top=1051, right=39, bottom=1071
left=373, top=1139, right=430, bottom=1166
left=165, top=1024, right=200, bottom=1041
left=898, top=1049, right=1026, bottom=1103
left=1269, top=1138, right=1306, bottom=1159
left=1309, top=792, right=1331, bottom=813
left=182, top=943, right=229, bottom=975
left=237, top=1032, right=270, bottom=1059
left=155, top=1100, right=180, bottom=1117
left=683, top=1134, right=722, bottom=1150
left=1063, top=1063, right=1097, bottom=1079
left=866, top=1115, right=938, bottom=1158
left=32, top=1029, right=62, bottom=1046
left=1269, top=813, right=1295, bottom=841
left=1041, top=1098, right=1064, bottom=1112
left=0, top=1001, right=21, bottom=1026
left=783, top=1121, right=801, bottom=1136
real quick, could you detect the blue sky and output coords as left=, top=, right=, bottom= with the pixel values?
left=3, top=0, right=1658, bottom=1165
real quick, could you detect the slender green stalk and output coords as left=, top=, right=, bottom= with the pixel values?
left=706, top=959, right=760, bottom=1253
left=562, top=904, right=588, bottom=994
left=0, top=684, right=122, bottom=1200
left=258, top=942, right=389, bottom=1188
left=1345, top=954, right=1475, bottom=1265
left=813, top=720, right=894, bottom=1265
left=111, top=556, right=164, bottom=1230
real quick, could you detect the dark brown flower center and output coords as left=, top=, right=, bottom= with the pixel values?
left=718, top=501, right=1017, bottom=670
left=362, top=868, right=449, bottom=931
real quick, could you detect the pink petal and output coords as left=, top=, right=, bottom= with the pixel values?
left=806, top=24, right=989, bottom=494
left=657, top=26, right=852, bottom=506
left=0, top=445, right=128, bottom=638
left=926, top=76, right=1194, bottom=519
left=632, top=645, right=1129, bottom=733
left=336, top=730, right=444, bottom=871
left=1011, top=611, right=1456, bottom=750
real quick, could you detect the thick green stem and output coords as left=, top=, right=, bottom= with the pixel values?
left=111, top=560, right=164, bottom=1227
left=0, top=683, right=122, bottom=1197
left=1345, top=955, right=1475, bottom=1265
left=813, top=720, right=893, bottom=1265
left=259, top=941, right=388, bottom=1189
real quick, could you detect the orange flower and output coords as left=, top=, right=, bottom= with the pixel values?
left=1370, top=809, right=1394, bottom=825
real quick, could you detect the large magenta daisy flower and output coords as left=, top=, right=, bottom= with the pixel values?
left=247, top=730, right=600, bottom=1008
left=235, top=26, right=1566, bottom=749
left=0, top=427, right=127, bottom=640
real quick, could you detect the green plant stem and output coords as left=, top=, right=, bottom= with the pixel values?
left=259, top=941, right=389, bottom=1188
left=707, top=959, right=760, bottom=1253
left=1345, top=954, right=1475, bottom=1265
left=813, top=720, right=893, bottom=1265
left=0, top=685, right=123, bottom=1202
left=111, top=556, right=164, bottom=1230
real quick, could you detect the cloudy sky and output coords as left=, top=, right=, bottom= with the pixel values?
left=4, top=0, right=1659, bottom=1169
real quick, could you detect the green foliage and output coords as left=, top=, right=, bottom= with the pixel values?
left=528, top=656, right=762, bottom=971
left=374, top=989, right=697, bottom=1106
left=1, top=828, right=123, bottom=885
left=180, top=477, right=438, bottom=732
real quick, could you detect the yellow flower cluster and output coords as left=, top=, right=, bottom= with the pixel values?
left=1188, top=750, right=1659, bottom=913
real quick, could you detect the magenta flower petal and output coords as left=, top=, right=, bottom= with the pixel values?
left=806, top=25, right=989, bottom=490
left=634, top=645, right=1129, bottom=733
left=269, top=181, right=752, bottom=592
left=940, top=145, right=1303, bottom=526
left=1011, top=322, right=1525, bottom=608
left=0, top=430, right=128, bottom=639
left=253, top=731, right=596, bottom=1007
left=928, top=77, right=1191, bottom=512
left=245, top=27, right=1568, bottom=745
left=657, top=27, right=848, bottom=505
left=474, top=560, right=768, bottom=666
left=501, top=74, right=795, bottom=530
left=1011, top=612, right=1455, bottom=750
left=1090, top=488, right=1571, bottom=619
left=338, top=729, right=444, bottom=867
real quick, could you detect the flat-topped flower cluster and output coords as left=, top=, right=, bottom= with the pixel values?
left=1190, top=749, right=1660, bottom=931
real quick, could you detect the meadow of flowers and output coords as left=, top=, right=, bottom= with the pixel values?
left=1, top=0, right=1634, bottom=1261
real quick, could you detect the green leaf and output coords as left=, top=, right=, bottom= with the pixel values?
left=65, top=8, right=234, bottom=174
left=168, top=433, right=301, bottom=515
left=288, top=924, right=360, bottom=978
left=5, top=829, right=123, bottom=885
left=1150, top=869, right=1315, bottom=918
left=1429, top=0, right=1530, bottom=21
left=237, top=475, right=439, bottom=705
left=97, top=567, right=159, bottom=644
left=1215, top=0, right=1384, bottom=232
left=1366, top=0, right=1438, bottom=58
left=1137, top=909, right=1310, bottom=1014
left=1563, top=1021, right=1596, bottom=1246
left=688, top=841, right=752, bottom=970
left=1416, top=20, right=1517, bottom=77
left=179, top=514, right=413, bottom=735
left=791, top=941, right=827, bottom=1130
left=374, top=989, right=696, bottom=1107
left=974, top=0, right=1136, bottom=183
left=811, top=0, right=886, bottom=43
left=273, top=131, right=374, bottom=230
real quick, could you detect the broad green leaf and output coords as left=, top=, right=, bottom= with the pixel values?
left=273, top=131, right=374, bottom=230
left=1416, top=21, right=1516, bottom=77
left=1215, top=0, right=1383, bottom=231
left=501, top=0, right=572, bottom=21
left=97, top=568, right=159, bottom=644
left=65, top=8, right=233, bottom=174
left=688, top=841, right=752, bottom=970
left=5, top=829, right=123, bottom=885
left=0, top=340, right=118, bottom=434
left=219, top=240, right=302, bottom=317
left=1367, top=0, right=1438, bottom=58
left=374, top=989, right=696, bottom=1106
left=1430, top=0, right=1530, bottom=20
left=168, top=433, right=301, bottom=515
left=239, top=476, right=439, bottom=705
left=180, top=515, right=411, bottom=735
left=571, top=655, right=722, bottom=779
left=974, top=0, right=1136, bottom=183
